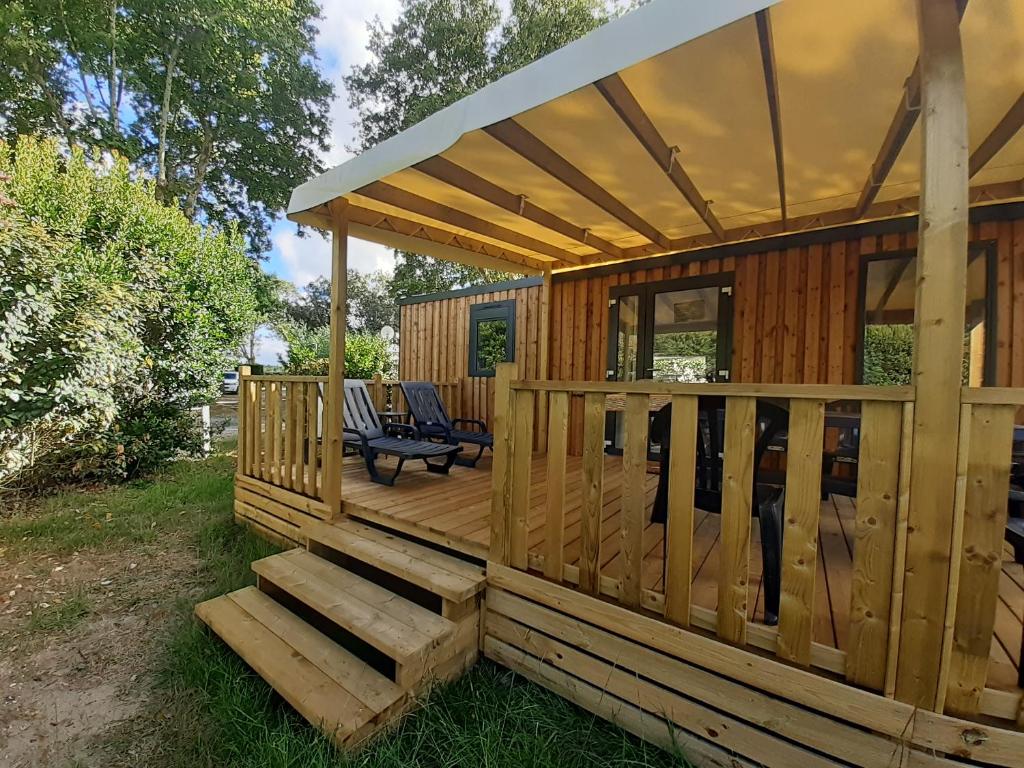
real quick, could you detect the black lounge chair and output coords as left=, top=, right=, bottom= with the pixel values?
left=343, top=379, right=460, bottom=486
left=650, top=397, right=789, bottom=626
left=401, top=381, right=493, bottom=468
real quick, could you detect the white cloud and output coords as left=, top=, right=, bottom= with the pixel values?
left=273, top=223, right=394, bottom=287
left=253, top=325, right=289, bottom=367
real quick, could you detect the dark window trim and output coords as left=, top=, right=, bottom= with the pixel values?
left=854, top=240, right=998, bottom=386
left=468, top=299, right=516, bottom=377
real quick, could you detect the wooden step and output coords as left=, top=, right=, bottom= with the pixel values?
left=251, top=549, right=456, bottom=667
left=195, top=587, right=405, bottom=746
left=305, top=517, right=486, bottom=603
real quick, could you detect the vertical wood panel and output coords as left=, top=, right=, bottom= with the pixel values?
left=827, top=243, right=846, bottom=384
left=489, top=363, right=516, bottom=565
left=580, top=392, right=607, bottom=594
left=846, top=400, right=902, bottom=689
left=261, top=382, right=272, bottom=483
left=620, top=393, right=649, bottom=608
left=944, top=403, right=1015, bottom=715
left=718, top=396, right=756, bottom=644
left=269, top=381, right=282, bottom=486
left=305, top=382, right=319, bottom=498
left=282, top=384, right=295, bottom=490
left=509, top=388, right=536, bottom=570
left=543, top=390, right=569, bottom=580
left=778, top=399, right=825, bottom=666
left=664, top=395, right=698, bottom=626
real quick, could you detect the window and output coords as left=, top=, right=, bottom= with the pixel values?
left=858, top=245, right=995, bottom=386
left=469, top=300, right=515, bottom=377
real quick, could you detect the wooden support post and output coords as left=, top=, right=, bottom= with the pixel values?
left=321, top=200, right=349, bottom=518
left=489, top=362, right=517, bottom=565
left=535, top=267, right=553, bottom=451
left=237, top=365, right=251, bottom=475
left=895, top=0, right=969, bottom=709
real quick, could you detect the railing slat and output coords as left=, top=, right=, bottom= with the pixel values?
left=846, top=400, right=902, bottom=690
left=664, top=394, right=699, bottom=627
left=269, top=381, right=282, bottom=486
left=621, top=393, right=649, bottom=608
left=778, top=399, right=825, bottom=666
left=305, top=382, right=319, bottom=498
left=291, top=383, right=305, bottom=492
left=718, top=396, right=756, bottom=645
left=579, top=391, right=607, bottom=595
left=543, top=390, right=569, bottom=580
left=282, top=383, right=295, bottom=490
left=250, top=380, right=261, bottom=478
left=944, top=402, right=1016, bottom=716
left=509, top=388, right=535, bottom=570
left=261, top=382, right=273, bottom=483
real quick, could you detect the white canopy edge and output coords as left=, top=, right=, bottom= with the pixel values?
left=287, top=0, right=776, bottom=223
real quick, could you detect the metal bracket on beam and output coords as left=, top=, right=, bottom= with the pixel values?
left=517, top=194, right=527, bottom=216
left=904, top=77, right=922, bottom=112
left=666, top=146, right=680, bottom=174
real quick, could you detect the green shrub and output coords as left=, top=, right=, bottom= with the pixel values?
left=277, top=323, right=394, bottom=379
left=0, top=136, right=260, bottom=491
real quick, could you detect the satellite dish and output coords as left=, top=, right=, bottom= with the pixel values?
left=380, top=325, right=396, bottom=342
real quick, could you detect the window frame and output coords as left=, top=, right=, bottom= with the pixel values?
left=854, top=241, right=998, bottom=386
left=468, top=299, right=516, bottom=377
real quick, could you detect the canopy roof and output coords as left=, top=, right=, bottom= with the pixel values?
left=288, top=0, right=1024, bottom=275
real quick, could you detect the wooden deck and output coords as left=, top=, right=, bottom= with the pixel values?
left=339, top=452, right=1023, bottom=693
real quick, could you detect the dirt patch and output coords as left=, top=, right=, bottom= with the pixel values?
left=0, top=544, right=201, bottom=766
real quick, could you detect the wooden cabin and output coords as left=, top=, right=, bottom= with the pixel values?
left=201, top=1, right=1024, bottom=765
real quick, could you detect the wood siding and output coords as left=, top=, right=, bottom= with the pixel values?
left=399, top=216, right=1024, bottom=453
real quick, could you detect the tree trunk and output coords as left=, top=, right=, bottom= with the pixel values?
left=182, top=122, right=215, bottom=220
left=156, top=38, right=182, bottom=200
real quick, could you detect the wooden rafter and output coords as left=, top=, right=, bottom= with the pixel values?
left=852, top=62, right=922, bottom=221
left=354, top=180, right=582, bottom=266
left=594, top=74, right=725, bottom=241
left=412, top=155, right=624, bottom=259
left=617, top=177, right=1024, bottom=261
left=484, top=119, right=672, bottom=249
left=346, top=204, right=551, bottom=273
left=755, top=9, right=787, bottom=227
left=969, top=92, right=1024, bottom=177
left=852, top=0, right=968, bottom=221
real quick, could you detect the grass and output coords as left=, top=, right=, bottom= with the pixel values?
left=5, top=443, right=690, bottom=768
left=27, top=589, right=92, bottom=633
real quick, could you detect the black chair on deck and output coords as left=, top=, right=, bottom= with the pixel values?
left=400, top=381, right=493, bottom=467
left=650, top=397, right=789, bottom=625
left=343, top=379, right=460, bottom=486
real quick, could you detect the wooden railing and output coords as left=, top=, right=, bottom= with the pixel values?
left=238, top=374, right=326, bottom=500
left=943, top=387, right=1022, bottom=720
left=362, top=375, right=461, bottom=418
left=490, top=368, right=918, bottom=684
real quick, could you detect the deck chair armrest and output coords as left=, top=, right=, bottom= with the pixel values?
left=384, top=422, right=420, bottom=440
left=452, top=417, right=487, bottom=433
left=343, top=427, right=371, bottom=452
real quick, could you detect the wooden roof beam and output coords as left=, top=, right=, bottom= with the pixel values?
left=354, top=180, right=583, bottom=266
left=969, top=92, right=1024, bottom=177
left=755, top=9, right=787, bottom=228
left=484, top=119, right=672, bottom=250
left=347, top=204, right=552, bottom=273
left=594, top=74, right=725, bottom=241
left=412, top=155, right=623, bottom=259
left=852, top=0, right=968, bottom=220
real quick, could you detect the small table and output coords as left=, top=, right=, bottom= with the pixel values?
left=378, top=411, right=409, bottom=425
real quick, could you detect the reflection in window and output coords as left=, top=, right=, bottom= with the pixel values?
left=469, top=300, right=515, bottom=377
left=650, top=287, right=720, bottom=382
left=861, top=249, right=990, bottom=386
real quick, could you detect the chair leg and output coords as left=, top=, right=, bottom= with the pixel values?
left=363, top=453, right=406, bottom=486
left=757, top=487, right=785, bottom=627
left=424, top=451, right=459, bottom=475
left=454, top=442, right=486, bottom=468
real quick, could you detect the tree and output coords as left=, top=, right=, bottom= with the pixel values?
left=346, top=0, right=610, bottom=296
left=283, top=276, right=332, bottom=330
left=0, top=0, right=332, bottom=254
left=282, top=271, right=399, bottom=335
left=1, top=136, right=260, bottom=489
left=276, top=324, right=394, bottom=379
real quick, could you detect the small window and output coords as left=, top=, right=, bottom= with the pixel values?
left=469, top=300, right=516, bottom=377
left=859, top=246, right=994, bottom=386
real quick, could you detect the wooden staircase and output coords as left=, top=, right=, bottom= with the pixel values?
left=195, top=516, right=486, bottom=747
